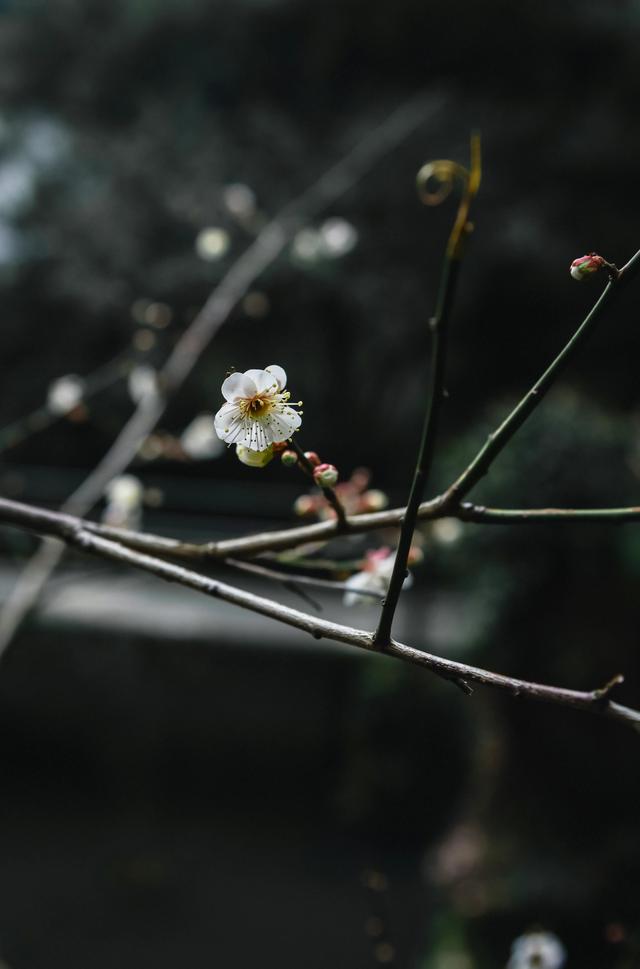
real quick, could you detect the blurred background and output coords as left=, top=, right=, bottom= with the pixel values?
left=0, top=0, right=639, bottom=966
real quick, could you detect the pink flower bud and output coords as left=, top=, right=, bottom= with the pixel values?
left=281, top=450, right=298, bottom=467
left=570, top=252, right=605, bottom=281
left=360, top=489, right=388, bottom=512
left=304, top=451, right=321, bottom=467
left=407, top=545, right=424, bottom=566
left=294, top=495, right=316, bottom=516
left=313, top=463, right=339, bottom=487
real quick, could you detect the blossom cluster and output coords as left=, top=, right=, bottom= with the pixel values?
left=293, top=466, right=388, bottom=521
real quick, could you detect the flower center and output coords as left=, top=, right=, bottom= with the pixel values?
left=243, top=394, right=272, bottom=418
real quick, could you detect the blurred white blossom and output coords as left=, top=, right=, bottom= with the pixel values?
left=46, top=374, right=85, bottom=415
left=343, top=548, right=412, bottom=607
left=102, top=475, right=144, bottom=530
left=292, top=219, right=358, bottom=263
left=180, top=413, right=224, bottom=460
left=507, top=932, right=566, bottom=969
left=319, top=217, right=358, bottom=257
left=195, top=227, right=230, bottom=261
left=292, top=228, right=323, bottom=263
left=223, top=183, right=256, bottom=220
left=128, top=364, right=158, bottom=404
left=432, top=517, right=464, bottom=546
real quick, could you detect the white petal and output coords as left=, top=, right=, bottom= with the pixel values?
left=244, top=368, right=278, bottom=394
left=262, top=407, right=301, bottom=443
left=343, top=571, right=380, bottom=607
left=265, top=364, right=287, bottom=390
left=214, top=402, right=242, bottom=442
left=221, top=372, right=257, bottom=401
left=375, top=554, right=414, bottom=589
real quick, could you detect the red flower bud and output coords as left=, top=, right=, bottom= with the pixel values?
left=304, top=451, right=321, bottom=467
left=570, top=253, right=605, bottom=281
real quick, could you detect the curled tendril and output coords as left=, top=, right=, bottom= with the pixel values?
left=416, top=132, right=482, bottom=259
left=416, top=159, right=469, bottom=206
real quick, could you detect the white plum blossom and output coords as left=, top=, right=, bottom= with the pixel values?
left=343, top=548, right=413, bottom=607
left=507, top=932, right=566, bottom=969
left=214, top=365, right=301, bottom=451
left=127, top=364, right=158, bottom=404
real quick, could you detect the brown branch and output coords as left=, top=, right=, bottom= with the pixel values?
left=75, top=497, right=640, bottom=567
left=457, top=504, right=640, bottom=524
left=0, top=92, right=442, bottom=656
left=0, top=493, right=638, bottom=730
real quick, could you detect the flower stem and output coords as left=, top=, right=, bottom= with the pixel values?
left=288, top=437, right=347, bottom=527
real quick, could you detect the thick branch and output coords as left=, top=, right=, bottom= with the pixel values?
left=33, top=497, right=640, bottom=569
left=0, top=493, right=638, bottom=730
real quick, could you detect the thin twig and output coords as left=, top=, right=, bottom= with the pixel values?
left=225, top=557, right=380, bottom=600
left=0, top=493, right=638, bottom=730
left=442, top=246, right=640, bottom=508
left=457, top=504, right=640, bottom=524
left=375, top=134, right=481, bottom=647
left=0, top=92, right=443, bottom=656
left=287, top=437, right=347, bottom=527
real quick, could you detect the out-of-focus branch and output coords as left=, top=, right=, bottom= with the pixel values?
left=0, top=350, right=130, bottom=454
left=0, top=91, right=443, bottom=657
left=0, top=493, right=638, bottom=730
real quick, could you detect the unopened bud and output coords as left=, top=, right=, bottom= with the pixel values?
left=294, top=495, right=316, bottom=516
left=236, top=444, right=274, bottom=468
left=408, top=545, right=424, bottom=566
left=304, top=451, right=321, bottom=467
left=313, top=463, right=339, bottom=487
left=281, top=450, right=298, bottom=467
left=361, top=489, right=388, bottom=512
left=570, top=252, right=605, bottom=281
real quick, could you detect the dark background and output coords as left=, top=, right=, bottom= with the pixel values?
left=0, top=1, right=638, bottom=966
